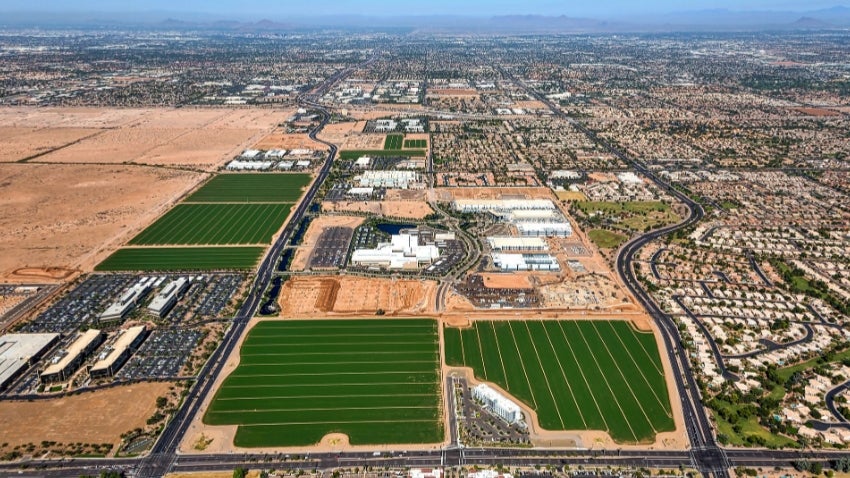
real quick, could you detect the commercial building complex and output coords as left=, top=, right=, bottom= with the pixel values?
left=487, top=237, right=548, bottom=252
left=357, top=170, right=420, bottom=189
left=352, top=229, right=442, bottom=270
left=492, top=253, right=560, bottom=271
left=89, top=326, right=147, bottom=379
left=40, top=329, right=104, bottom=384
left=99, top=277, right=155, bottom=324
left=0, top=333, right=59, bottom=391
left=452, top=199, right=556, bottom=214
left=147, top=277, right=190, bottom=318
left=472, top=383, right=524, bottom=424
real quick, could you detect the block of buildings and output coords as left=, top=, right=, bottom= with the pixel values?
left=492, top=253, right=560, bottom=271
left=0, top=333, right=59, bottom=391
left=40, top=329, right=104, bottom=384
left=487, top=237, right=549, bottom=252
left=472, top=383, right=524, bottom=424
left=352, top=229, right=441, bottom=270
left=89, top=326, right=147, bottom=379
left=147, top=277, right=190, bottom=318
left=99, top=277, right=155, bottom=324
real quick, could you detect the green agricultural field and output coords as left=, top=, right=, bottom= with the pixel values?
left=444, top=320, right=675, bottom=443
left=587, top=229, right=629, bottom=249
left=339, top=150, right=427, bottom=160
left=404, top=139, right=427, bottom=149
left=205, top=319, right=444, bottom=447
left=95, top=247, right=264, bottom=271
left=185, top=173, right=311, bottom=203
left=384, top=134, right=404, bottom=150
left=128, top=203, right=292, bottom=245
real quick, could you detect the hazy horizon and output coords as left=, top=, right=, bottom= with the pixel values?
left=0, top=0, right=847, bottom=18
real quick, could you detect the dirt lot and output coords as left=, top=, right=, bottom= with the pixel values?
left=321, top=200, right=434, bottom=219
left=0, top=107, right=285, bottom=171
left=0, top=163, right=205, bottom=281
left=252, top=130, right=328, bottom=151
left=340, top=133, right=386, bottom=151
left=290, top=215, right=364, bottom=271
left=277, top=276, right=437, bottom=316
left=0, top=381, right=172, bottom=448
left=0, top=127, right=102, bottom=162
left=317, top=121, right=366, bottom=145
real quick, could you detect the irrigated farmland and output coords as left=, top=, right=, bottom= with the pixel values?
left=128, top=204, right=292, bottom=245
left=96, top=247, right=265, bottom=271
left=444, top=320, right=674, bottom=443
left=185, top=173, right=310, bottom=203
left=205, top=319, right=444, bottom=447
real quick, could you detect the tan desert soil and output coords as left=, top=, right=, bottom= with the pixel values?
left=290, top=215, right=364, bottom=271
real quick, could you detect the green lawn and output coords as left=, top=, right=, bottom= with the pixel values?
left=185, top=174, right=310, bottom=203
left=384, top=134, right=404, bottom=150
left=587, top=229, right=629, bottom=249
left=205, top=319, right=443, bottom=447
left=339, top=150, right=427, bottom=160
left=128, top=203, right=292, bottom=245
left=444, top=320, right=674, bottom=443
left=95, top=247, right=265, bottom=271
left=404, top=139, right=427, bottom=149
left=575, top=201, right=680, bottom=232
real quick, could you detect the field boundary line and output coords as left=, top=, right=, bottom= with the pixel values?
left=473, top=322, right=489, bottom=379
left=523, top=321, right=566, bottom=430
left=234, top=419, right=437, bottom=426
left=621, top=323, right=666, bottom=376
left=600, top=321, right=670, bottom=415
left=212, top=405, right=437, bottom=414
left=487, top=321, right=511, bottom=390
left=554, top=321, right=611, bottom=432
left=588, top=321, right=661, bottom=432
left=506, top=321, right=539, bottom=409
left=240, top=360, right=436, bottom=366
left=572, top=322, right=640, bottom=441
left=225, top=382, right=434, bottom=388
left=539, top=321, right=587, bottom=428
left=232, top=370, right=434, bottom=378
left=217, top=393, right=436, bottom=401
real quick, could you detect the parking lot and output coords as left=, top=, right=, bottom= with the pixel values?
left=166, top=273, right=243, bottom=323
left=308, top=226, right=354, bottom=270
left=454, top=376, right=530, bottom=447
left=117, top=328, right=203, bottom=379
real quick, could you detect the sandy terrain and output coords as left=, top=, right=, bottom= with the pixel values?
left=0, top=107, right=286, bottom=171
left=340, top=133, right=386, bottom=151
left=432, top=186, right=556, bottom=201
left=316, top=121, right=366, bottom=145
left=0, top=381, right=172, bottom=449
left=290, top=215, right=364, bottom=271
left=277, top=276, right=438, bottom=316
left=0, top=163, right=205, bottom=281
left=479, top=272, right=535, bottom=289
left=322, top=200, right=434, bottom=219
left=0, top=127, right=102, bottom=162
left=513, top=100, right=549, bottom=110
left=252, top=130, right=328, bottom=151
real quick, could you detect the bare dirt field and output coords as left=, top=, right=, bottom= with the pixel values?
left=290, top=215, right=364, bottom=271
left=321, top=200, right=434, bottom=219
left=340, top=133, right=386, bottom=151
left=0, top=163, right=205, bottom=281
left=277, top=276, right=437, bottom=316
left=0, top=127, right=102, bottom=162
left=0, top=107, right=286, bottom=170
left=513, top=100, right=549, bottom=110
left=317, top=121, right=366, bottom=144
left=252, top=130, right=328, bottom=151
left=479, top=272, right=534, bottom=289
left=0, top=381, right=172, bottom=449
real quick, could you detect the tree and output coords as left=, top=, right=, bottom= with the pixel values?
left=233, top=467, right=248, bottom=478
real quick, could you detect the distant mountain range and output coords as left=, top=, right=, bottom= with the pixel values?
left=1, top=6, right=850, bottom=32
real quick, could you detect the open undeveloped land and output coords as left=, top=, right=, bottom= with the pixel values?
left=277, top=276, right=437, bottom=316
left=203, top=319, right=443, bottom=447
left=0, top=381, right=172, bottom=449
left=321, top=200, right=434, bottom=219
left=0, top=163, right=204, bottom=281
left=0, top=107, right=285, bottom=170
left=290, top=215, right=364, bottom=271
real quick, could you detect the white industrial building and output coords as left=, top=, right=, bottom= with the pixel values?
left=358, top=170, right=419, bottom=189
left=375, top=119, right=398, bottom=132
left=507, top=208, right=563, bottom=223
left=226, top=160, right=274, bottom=171
left=354, top=156, right=372, bottom=168
left=40, top=329, right=104, bottom=384
left=239, top=149, right=262, bottom=159
left=492, top=253, right=560, bottom=271
left=487, top=237, right=548, bottom=252
left=99, top=277, right=156, bottom=324
left=516, top=221, right=573, bottom=238
left=347, top=187, right=374, bottom=197
left=452, top=199, right=556, bottom=214
left=0, top=333, right=59, bottom=391
left=90, top=326, right=147, bottom=378
left=147, top=277, right=190, bottom=318
left=352, top=231, right=441, bottom=270
left=472, top=383, right=524, bottom=424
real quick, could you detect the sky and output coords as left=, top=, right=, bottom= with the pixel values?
left=0, top=0, right=845, bottom=17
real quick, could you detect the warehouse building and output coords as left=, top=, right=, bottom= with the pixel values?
left=99, top=277, right=155, bottom=324
left=452, top=199, right=556, bottom=214
left=472, top=383, right=524, bottom=424
left=507, top=209, right=564, bottom=223
left=89, top=326, right=147, bottom=379
left=487, top=237, right=548, bottom=252
left=0, top=333, right=59, bottom=391
left=147, top=277, right=190, bottom=318
left=516, top=221, right=573, bottom=238
left=492, top=253, right=560, bottom=271
left=40, top=329, right=104, bottom=384
left=358, top=170, right=419, bottom=189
